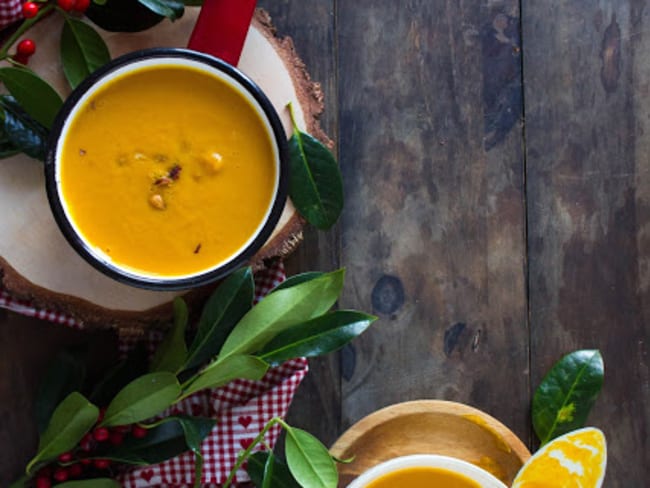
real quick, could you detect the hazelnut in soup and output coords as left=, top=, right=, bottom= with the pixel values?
left=58, top=62, right=277, bottom=279
left=363, top=466, right=481, bottom=488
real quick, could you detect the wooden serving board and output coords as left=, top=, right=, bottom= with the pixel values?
left=0, top=8, right=330, bottom=330
left=330, top=400, right=531, bottom=487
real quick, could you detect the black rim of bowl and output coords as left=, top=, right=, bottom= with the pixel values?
left=44, top=48, right=289, bottom=291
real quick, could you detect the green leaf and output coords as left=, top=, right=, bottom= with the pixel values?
left=150, top=298, right=188, bottom=373
left=97, top=416, right=214, bottom=465
left=89, top=342, right=148, bottom=407
left=54, top=480, right=121, bottom=488
left=182, top=355, right=268, bottom=398
left=263, top=451, right=275, bottom=488
left=284, top=427, right=338, bottom=488
left=102, top=372, right=181, bottom=426
left=533, top=349, right=604, bottom=445
left=61, top=17, right=111, bottom=89
left=271, top=272, right=325, bottom=293
left=86, top=0, right=164, bottom=32
left=258, top=311, right=376, bottom=366
left=26, top=392, right=98, bottom=474
left=0, top=67, right=62, bottom=129
left=35, top=350, right=85, bottom=434
left=247, top=452, right=302, bottom=488
left=219, top=269, right=345, bottom=360
left=0, top=95, right=48, bottom=160
left=287, top=104, right=343, bottom=230
left=137, top=0, right=184, bottom=20
left=184, top=267, right=255, bottom=371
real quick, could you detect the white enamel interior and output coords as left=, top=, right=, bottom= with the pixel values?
left=346, top=454, right=508, bottom=488
left=55, top=56, right=281, bottom=282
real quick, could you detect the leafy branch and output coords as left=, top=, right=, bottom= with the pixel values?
left=13, top=267, right=375, bottom=487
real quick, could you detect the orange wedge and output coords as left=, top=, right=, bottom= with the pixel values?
left=511, top=427, right=606, bottom=488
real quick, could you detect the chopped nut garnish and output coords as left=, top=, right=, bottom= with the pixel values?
left=134, top=152, right=147, bottom=161
left=154, top=176, right=173, bottom=187
left=79, top=149, right=86, bottom=156
left=168, top=164, right=182, bottom=180
left=149, top=194, right=166, bottom=210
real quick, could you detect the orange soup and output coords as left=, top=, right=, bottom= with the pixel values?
left=364, top=466, right=481, bottom=488
left=58, top=62, right=277, bottom=278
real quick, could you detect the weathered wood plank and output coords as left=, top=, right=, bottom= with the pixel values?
left=523, top=1, right=649, bottom=485
left=337, top=0, right=529, bottom=445
left=257, top=0, right=341, bottom=446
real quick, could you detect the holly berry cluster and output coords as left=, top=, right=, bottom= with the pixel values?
left=15, top=0, right=91, bottom=65
left=32, top=408, right=148, bottom=488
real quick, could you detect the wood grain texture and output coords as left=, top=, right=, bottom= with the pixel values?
left=523, top=1, right=650, bottom=485
left=257, top=0, right=342, bottom=447
left=336, top=0, right=529, bottom=444
left=330, top=400, right=530, bottom=487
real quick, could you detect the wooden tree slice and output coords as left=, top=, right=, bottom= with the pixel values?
left=0, top=8, right=329, bottom=330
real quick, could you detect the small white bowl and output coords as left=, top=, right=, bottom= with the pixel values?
left=346, top=454, right=508, bottom=488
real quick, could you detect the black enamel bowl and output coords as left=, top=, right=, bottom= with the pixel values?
left=45, top=48, right=289, bottom=291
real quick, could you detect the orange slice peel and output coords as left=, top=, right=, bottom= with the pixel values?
left=511, top=427, right=606, bottom=488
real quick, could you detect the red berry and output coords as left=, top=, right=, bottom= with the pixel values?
left=109, top=430, right=124, bottom=446
left=16, top=39, right=35, bottom=57
left=53, top=467, right=69, bottom=483
left=22, top=2, right=39, bottom=18
left=93, top=459, right=111, bottom=470
left=93, top=427, right=110, bottom=442
left=56, top=0, right=74, bottom=11
left=73, top=0, right=90, bottom=12
left=114, top=425, right=131, bottom=434
left=57, top=451, right=73, bottom=463
left=80, top=432, right=94, bottom=451
left=12, top=53, right=28, bottom=65
left=131, top=425, right=148, bottom=439
left=80, top=457, right=92, bottom=466
left=68, top=463, right=83, bottom=478
left=35, top=477, right=51, bottom=488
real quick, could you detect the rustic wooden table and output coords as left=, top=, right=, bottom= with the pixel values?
left=0, top=1, right=647, bottom=487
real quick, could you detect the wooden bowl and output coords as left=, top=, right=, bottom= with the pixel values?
left=330, top=400, right=531, bottom=487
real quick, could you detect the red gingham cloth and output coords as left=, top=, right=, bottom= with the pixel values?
left=0, top=0, right=22, bottom=30
left=1, top=261, right=310, bottom=487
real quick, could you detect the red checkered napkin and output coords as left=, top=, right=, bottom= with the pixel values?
left=0, top=0, right=22, bottom=30
left=1, top=261, right=310, bottom=487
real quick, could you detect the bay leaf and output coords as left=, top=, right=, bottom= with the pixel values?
left=284, top=427, right=338, bottom=488
left=97, top=416, right=214, bottom=465
left=101, top=372, right=181, bottom=427
left=137, top=0, right=184, bottom=20
left=218, top=269, right=345, bottom=360
left=271, top=272, right=325, bottom=293
left=287, top=103, right=343, bottom=230
left=61, top=17, right=111, bottom=89
left=258, top=311, right=376, bottom=366
left=533, top=349, right=604, bottom=445
left=181, top=355, right=268, bottom=398
left=0, top=67, right=62, bottom=129
left=26, top=392, right=98, bottom=474
left=247, top=452, right=302, bottom=488
left=150, top=297, right=188, bottom=373
left=184, top=267, right=254, bottom=371
left=54, top=480, right=121, bottom=488
left=0, top=95, right=47, bottom=160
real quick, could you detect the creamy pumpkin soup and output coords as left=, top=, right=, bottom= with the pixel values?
left=363, top=466, right=481, bottom=488
left=58, top=61, right=277, bottom=278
